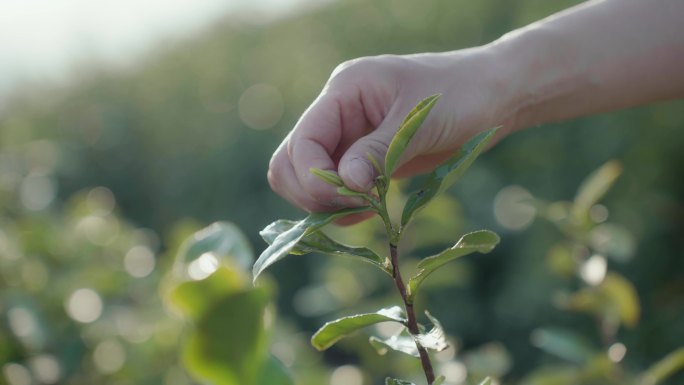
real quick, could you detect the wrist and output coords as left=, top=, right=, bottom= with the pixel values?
left=487, top=24, right=593, bottom=133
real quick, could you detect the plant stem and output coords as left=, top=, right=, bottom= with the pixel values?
left=389, top=243, right=436, bottom=385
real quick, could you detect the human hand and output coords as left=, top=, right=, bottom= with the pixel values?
left=268, top=48, right=512, bottom=223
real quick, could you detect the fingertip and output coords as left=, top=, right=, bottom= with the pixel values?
left=339, top=158, right=374, bottom=192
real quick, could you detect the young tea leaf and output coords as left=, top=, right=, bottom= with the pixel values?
left=370, top=333, right=419, bottom=358
left=401, top=127, right=499, bottom=227
left=407, top=230, right=500, bottom=302
left=640, top=347, right=684, bottom=385
left=311, top=306, right=406, bottom=351
left=433, top=376, right=446, bottom=385
left=337, top=186, right=370, bottom=199
left=367, top=152, right=384, bottom=175
left=386, top=378, right=416, bottom=385
left=253, top=206, right=373, bottom=282
left=572, top=160, right=622, bottom=223
left=260, top=219, right=389, bottom=274
left=310, top=167, right=345, bottom=187
left=384, top=94, right=441, bottom=180
left=415, top=311, right=448, bottom=352
left=478, top=377, right=493, bottom=385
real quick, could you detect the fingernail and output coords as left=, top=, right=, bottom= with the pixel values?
left=348, top=158, right=373, bottom=190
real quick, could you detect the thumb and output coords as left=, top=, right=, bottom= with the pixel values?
left=338, top=116, right=402, bottom=191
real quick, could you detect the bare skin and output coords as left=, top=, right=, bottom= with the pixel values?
left=267, top=0, right=684, bottom=223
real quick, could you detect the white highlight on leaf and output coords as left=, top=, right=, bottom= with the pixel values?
left=187, top=252, right=219, bottom=280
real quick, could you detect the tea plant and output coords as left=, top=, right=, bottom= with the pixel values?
left=253, top=95, right=500, bottom=385
left=520, top=161, right=684, bottom=385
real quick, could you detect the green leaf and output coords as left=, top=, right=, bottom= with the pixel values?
left=530, top=327, right=597, bottom=364
left=310, top=168, right=344, bottom=187
left=464, top=343, right=512, bottom=379
left=415, top=311, right=448, bottom=352
left=337, top=186, right=370, bottom=199
left=260, top=219, right=389, bottom=274
left=369, top=333, right=419, bottom=358
left=311, top=306, right=406, bottom=350
left=175, top=221, right=254, bottom=277
left=257, top=356, right=295, bottom=385
left=478, top=378, right=493, bottom=385
left=433, top=376, right=446, bottom=385
left=401, top=127, right=499, bottom=227
left=385, top=378, right=416, bottom=385
left=407, top=230, right=500, bottom=302
left=181, top=287, right=270, bottom=385
left=367, top=152, right=383, bottom=175
left=572, top=160, right=622, bottom=223
left=560, top=272, right=640, bottom=328
left=385, top=94, right=441, bottom=179
left=640, top=347, right=684, bottom=385
left=253, top=206, right=373, bottom=282
left=369, top=311, right=447, bottom=358
left=169, top=267, right=246, bottom=320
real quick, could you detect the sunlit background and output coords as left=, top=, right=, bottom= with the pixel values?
left=1, top=0, right=683, bottom=385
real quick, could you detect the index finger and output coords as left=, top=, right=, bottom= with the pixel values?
left=288, top=88, right=369, bottom=207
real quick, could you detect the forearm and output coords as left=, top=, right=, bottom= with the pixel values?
left=489, top=0, right=684, bottom=131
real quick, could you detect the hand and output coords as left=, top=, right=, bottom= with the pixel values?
left=267, top=48, right=511, bottom=222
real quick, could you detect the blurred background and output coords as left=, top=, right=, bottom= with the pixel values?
left=1, top=0, right=683, bottom=384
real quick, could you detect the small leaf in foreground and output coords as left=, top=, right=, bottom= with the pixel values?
left=370, top=333, right=419, bottom=358
left=478, top=377, right=493, bottom=385
left=175, top=221, right=254, bottom=278
left=572, top=160, right=622, bottom=223
left=260, top=219, right=389, bottom=273
left=407, top=230, right=500, bottom=302
left=640, top=347, right=684, bottom=385
left=433, top=376, right=446, bottom=385
left=253, top=206, right=373, bottom=282
left=385, top=94, right=441, bottom=179
left=415, top=311, right=448, bottom=352
left=310, top=167, right=345, bottom=187
left=401, top=127, right=498, bottom=227
left=311, top=306, right=406, bottom=351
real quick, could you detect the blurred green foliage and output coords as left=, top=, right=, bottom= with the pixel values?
left=1, top=0, right=683, bottom=384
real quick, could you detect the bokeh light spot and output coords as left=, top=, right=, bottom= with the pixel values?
left=65, top=288, right=103, bottom=323
left=439, top=361, right=467, bottom=384
left=238, top=83, right=284, bottom=130
left=329, top=365, right=363, bottom=385
left=19, top=173, right=56, bottom=211
left=93, top=339, right=126, bottom=374
left=8, top=307, right=37, bottom=338
left=2, top=363, right=32, bottom=385
left=494, top=185, right=536, bottom=230
left=29, top=355, right=61, bottom=384
left=608, top=342, right=627, bottom=363
left=580, top=254, right=607, bottom=286
left=86, top=187, right=116, bottom=216
left=124, top=245, right=156, bottom=278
